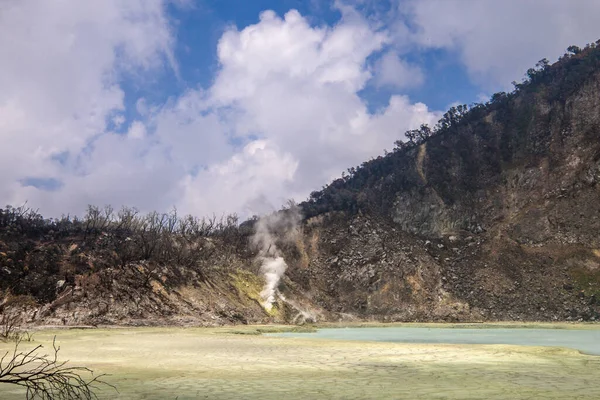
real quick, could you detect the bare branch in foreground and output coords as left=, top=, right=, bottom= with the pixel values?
left=0, top=336, right=116, bottom=399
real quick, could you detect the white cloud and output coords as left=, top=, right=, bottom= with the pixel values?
left=0, top=0, right=176, bottom=214
left=150, top=90, right=232, bottom=172
left=373, top=51, right=424, bottom=89
left=212, top=9, right=386, bottom=102
left=175, top=9, right=437, bottom=216
left=127, top=121, right=146, bottom=139
left=178, top=140, right=299, bottom=217
left=0, top=3, right=438, bottom=218
left=399, top=0, right=600, bottom=89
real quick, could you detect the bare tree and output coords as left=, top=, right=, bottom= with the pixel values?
left=0, top=292, right=36, bottom=342
left=0, top=311, right=20, bottom=342
left=0, top=337, right=115, bottom=399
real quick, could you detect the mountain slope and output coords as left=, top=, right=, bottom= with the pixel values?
left=287, top=43, right=600, bottom=321
left=2, top=43, right=600, bottom=325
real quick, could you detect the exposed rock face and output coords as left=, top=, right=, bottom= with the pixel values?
left=2, top=52, right=600, bottom=326
left=286, top=213, right=599, bottom=322
left=283, top=69, right=600, bottom=323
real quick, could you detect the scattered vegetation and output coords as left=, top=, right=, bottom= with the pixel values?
left=0, top=203, right=254, bottom=303
left=571, top=268, right=600, bottom=298
left=1, top=41, right=600, bottom=327
left=301, top=41, right=600, bottom=218
left=0, top=291, right=35, bottom=342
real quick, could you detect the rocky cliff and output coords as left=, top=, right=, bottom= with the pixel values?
left=2, top=45, right=600, bottom=326
left=289, top=45, right=600, bottom=322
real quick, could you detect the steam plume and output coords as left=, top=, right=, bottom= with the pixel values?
left=251, top=206, right=300, bottom=311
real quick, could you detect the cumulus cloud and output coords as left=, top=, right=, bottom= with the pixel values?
left=398, top=0, right=600, bottom=89
left=179, top=140, right=299, bottom=218
left=7, top=0, right=600, bottom=220
left=1, top=3, right=440, bottom=218
left=7, top=0, right=600, bottom=219
left=0, top=0, right=176, bottom=214
left=373, top=51, right=424, bottom=89
left=176, top=8, right=437, bottom=215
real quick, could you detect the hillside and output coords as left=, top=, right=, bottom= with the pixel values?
left=290, top=43, right=600, bottom=322
left=2, top=43, right=600, bottom=326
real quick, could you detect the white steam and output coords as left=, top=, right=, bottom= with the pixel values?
left=259, top=257, right=287, bottom=311
left=251, top=207, right=300, bottom=311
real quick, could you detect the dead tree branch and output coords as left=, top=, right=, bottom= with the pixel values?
left=0, top=337, right=116, bottom=399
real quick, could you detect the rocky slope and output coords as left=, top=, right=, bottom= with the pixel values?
left=2, top=45, right=600, bottom=326
left=288, top=45, right=600, bottom=323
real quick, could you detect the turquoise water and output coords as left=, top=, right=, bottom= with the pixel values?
left=271, top=327, right=600, bottom=355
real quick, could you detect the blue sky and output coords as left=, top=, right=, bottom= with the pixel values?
left=128, top=1, right=479, bottom=122
left=1, top=0, right=599, bottom=217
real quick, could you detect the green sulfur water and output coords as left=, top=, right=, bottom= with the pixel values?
left=270, top=326, right=600, bottom=355
left=0, top=325, right=599, bottom=399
